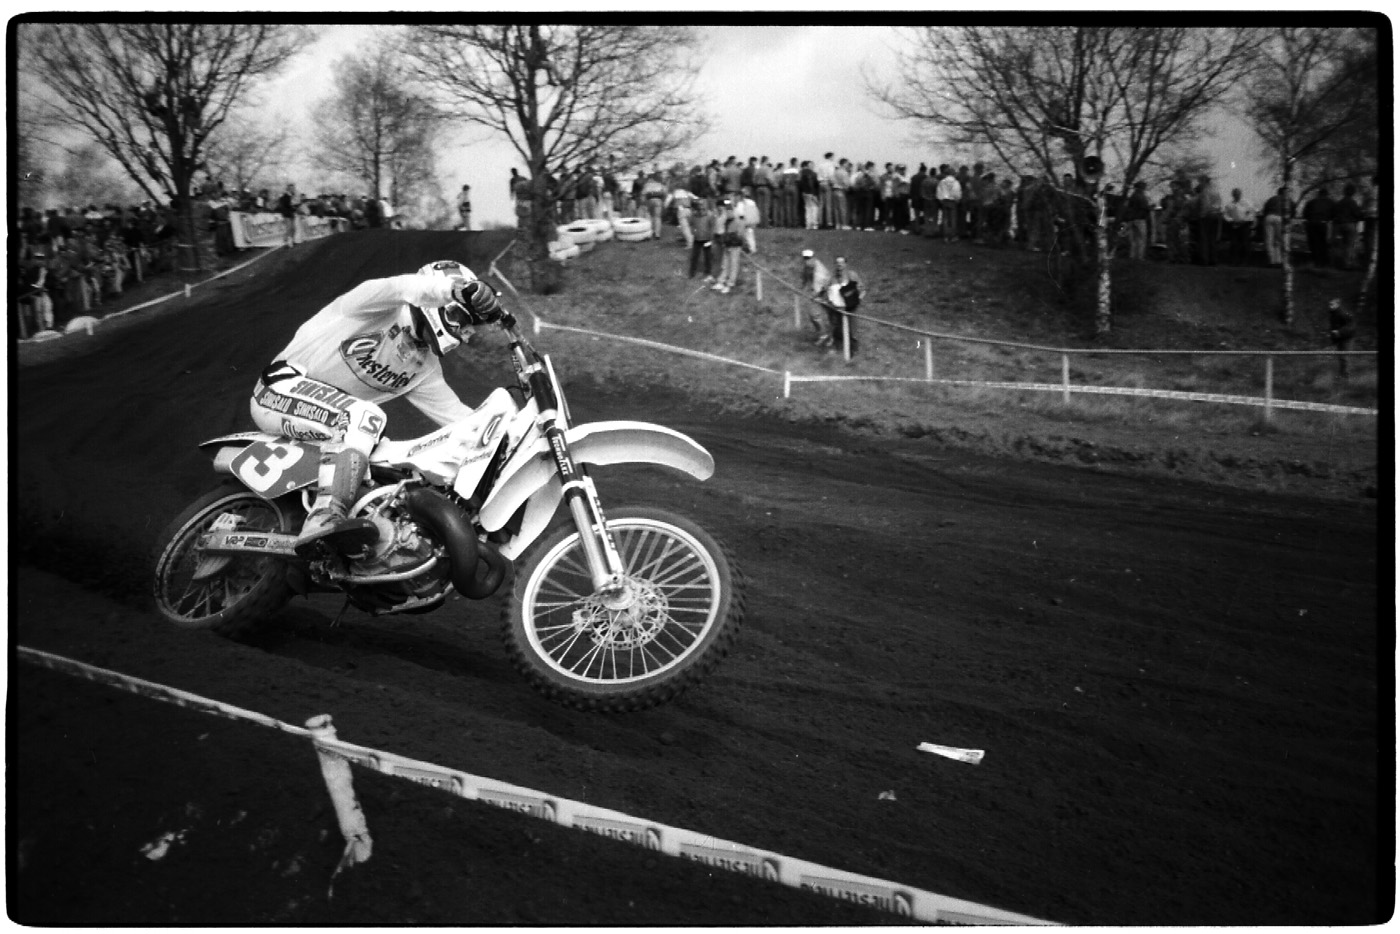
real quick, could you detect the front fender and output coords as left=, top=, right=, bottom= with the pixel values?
left=478, top=420, right=714, bottom=535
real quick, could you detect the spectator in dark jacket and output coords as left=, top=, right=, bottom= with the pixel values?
left=1332, top=184, right=1364, bottom=269
left=1303, top=188, right=1335, bottom=267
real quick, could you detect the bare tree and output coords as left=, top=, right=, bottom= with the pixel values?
left=870, top=25, right=1258, bottom=335
left=204, top=112, right=294, bottom=196
left=311, top=40, right=441, bottom=213
left=401, top=24, right=711, bottom=292
left=21, top=21, right=306, bottom=269
left=1242, top=27, right=1379, bottom=325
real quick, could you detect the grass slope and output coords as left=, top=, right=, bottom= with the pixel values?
left=495, top=225, right=1382, bottom=500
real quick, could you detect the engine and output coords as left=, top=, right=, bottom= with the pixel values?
left=334, top=485, right=456, bottom=614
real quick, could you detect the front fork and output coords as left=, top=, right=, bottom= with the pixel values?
left=543, top=419, right=626, bottom=594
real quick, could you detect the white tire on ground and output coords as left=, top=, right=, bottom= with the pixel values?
left=549, top=242, right=581, bottom=262
left=579, top=218, right=614, bottom=241
left=612, top=216, right=651, bottom=236
left=64, top=315, right=101, bottom=335
left=29, top=329, right=63, bottom=342
left=577, top=240, right=595, bottom=253
left=559, top=223, right=596, bottom=245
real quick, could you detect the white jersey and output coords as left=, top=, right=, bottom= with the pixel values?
left=272, top=274, right=476, bottom=427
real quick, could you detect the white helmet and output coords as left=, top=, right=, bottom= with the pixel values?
left=411, top=260, right=478, bottom=356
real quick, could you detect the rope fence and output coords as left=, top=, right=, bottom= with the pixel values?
left=742, top=255, right=1378, bottom=419
left=16, top=644, right=1054, bottom=925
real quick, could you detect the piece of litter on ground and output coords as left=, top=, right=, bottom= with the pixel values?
left=878, top=790, right=897, bottom=801
left=917, top=742, right=985, bottom=765
left=141, top=830, right=182, bottom=861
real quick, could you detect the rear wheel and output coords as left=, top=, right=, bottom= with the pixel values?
left=503, top=506, right=744, bottom=711
left=152, top=483, right=294, bottom=638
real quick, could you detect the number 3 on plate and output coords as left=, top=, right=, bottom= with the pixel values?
left=236, top=442, right=305, bottom=494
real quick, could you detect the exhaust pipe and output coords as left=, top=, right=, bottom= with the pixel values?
left=403, top=488, right=511, bottom=600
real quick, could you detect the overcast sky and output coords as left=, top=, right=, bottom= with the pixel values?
left=258, top=24, right=1270, bottom=226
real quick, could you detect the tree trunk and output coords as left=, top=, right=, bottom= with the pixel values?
left=1280, top=167, right=1295, bottom=326
left=1354, top=219, right=1379, bottom=318
left=1093, top=221, right=1112, bottom=336
left=528, top=176, right=561, bottom=294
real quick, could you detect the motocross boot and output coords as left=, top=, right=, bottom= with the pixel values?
left=294, top=448, right=379, bottom=558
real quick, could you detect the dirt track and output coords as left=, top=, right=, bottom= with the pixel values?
left=10, top=230, right=1388, bottom=924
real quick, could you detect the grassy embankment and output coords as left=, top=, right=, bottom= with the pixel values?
left=489, top=224, right=1380, bottom=498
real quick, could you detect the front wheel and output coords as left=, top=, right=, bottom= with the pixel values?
left=503, top=507, right=745, bottom=711
left=152, top=482, right=295, bottom=638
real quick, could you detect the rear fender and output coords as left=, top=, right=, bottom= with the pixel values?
left=479, top=421, right=713, bottom=557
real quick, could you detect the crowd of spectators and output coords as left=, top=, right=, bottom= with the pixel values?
left=511, top=155, right=1380, bottom=272
left=202, top=180, right=396, bottom=255
left=16, top=178, right=399, bottom=334
left=15, top=202, right=181, bottom=333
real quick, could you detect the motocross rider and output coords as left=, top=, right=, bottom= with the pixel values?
left=249, top=260, right=503, bottom=557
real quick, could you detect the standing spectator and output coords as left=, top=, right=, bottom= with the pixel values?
left=798, top=160, right=821, bottom=230
left=669, top=183, right=697, bottom=248
left=739, top=187, right=761, bottom=254
left=73, top=230, right=104, bottom=308
left=558, top=165, right=577, bottom=224
left=922, top=168, right=942, bottom=237
left=954, top=165, right=973, bottom=238
left=800, top=249, right=832, bottom=346
left=739, top=156, right=756, bottom=194
left=936, top=165, right=961, bottom=242
left=1327, top=298, right=1356, bottom=382
left=754, top=157, right=775, bottom=228
left=51, top=240, right=88, bottom=316
left=721, top=156, right=743, bottom=197
left=1194, top=175, right=1223, bottom=266
left=100, top=237, right=130, bottom=298
left=1159, top=181, right=1187, bottom=263
left=891, top=165, right=911, bottom=233
left=1122, top=181, right=1153, bottom=261
left=712, top=198, right=747, bottom=295
left=978, top=173, right=1005, bottom=246
left=689, top=201, right=717, bottom=281
left=910, top=163, right=928, bottom=230
left=822, top=256, right=863, bottom=357
left=457, top=184, right=472, bottom=230
left=602, top=157, right=620, bottom=219
left=993, top=178, right=1017, bottom=246
left=875, top=163, right=894, bottom=229
left=852, top=162, right=877, bottom=231
left=780, top=158, right=800, bottom=228
left=817, top=152, right=837, bottom=228
left=364, top=193, right=383, bottom=229
left=1261, top=187, right=1291, bottom=267
left=1332, top=183, right=1363, bottom=269
left=578, top=165, right=600, bottom=221
left=642, top=171, right=667, bottom=239
left=832, top=159, right=851, bottom=230
left=121, top=215, right=148, bottom=281
left=1222, top=188, right=1256, bottom=265
left=210, top=192, right=234, bottom=255
left=277, top=183, right=298, bottom=246
left=1302, top=186, right=1335, bottom=267
left=18, top=237, right=55, bottom=333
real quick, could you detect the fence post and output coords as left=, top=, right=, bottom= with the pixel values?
left=1264, top=355, right=1274, bottom=422
left=794, top=293, right=801, bottom=329
left=783, top=370, right=792, bottom=399
left=841, top=312, right=852, bottom=361
left=924, top=339, right=933, bottom=382
left=756, top=269, right=763, bottom=302
left=1061, top=353, right=1072, bottom=404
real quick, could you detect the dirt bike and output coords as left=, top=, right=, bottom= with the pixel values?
left=152, top=310, right=744, bottom=711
